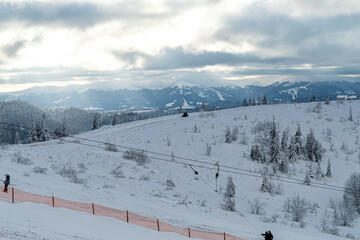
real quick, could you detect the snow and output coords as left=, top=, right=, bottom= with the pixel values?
left=166, top=99, right=177, bottom=107
left=0, top=201, right=193, bottom=240
left=52, top=96, right=71, bottom=105
left=182, top=99, right=193, bottom=109
left=1, top=100, right=360, bottom=240
left=210, top=89, right=225, bottom=101
left=172, top=82, right=197, bottom=89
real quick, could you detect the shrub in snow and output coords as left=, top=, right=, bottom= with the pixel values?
left=58, top=165, right=86, bottom=184
left=123, top=150, right=149, bottom=165
left=248, top=198, right=265, bottom=215
left=205, top=143, right=212, bottom=156
left=343, top=173, right=360, bottom=214
left=33, top=166, right=48, bottom=174
left=105, top=142, right=119, bottom=152
left=224, top=127, right=232, bottom=143
left=166, top=179, right=176, bottom=190
left=284, top=195, right=309, bottom=222
left=333, top=202, right=356, bottom=227
left=11, top=152, right=32, bottom=165
left=140, top=175, right=150, bottom=181
left=77, top=162, right=87, bottom=170
left=111, top=166, right=125, bottom=178
left=166, top=136, right=171, bottom=146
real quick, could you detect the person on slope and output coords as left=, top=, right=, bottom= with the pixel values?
left=261, top=231, right=273, bottom=240
left=1, top=174, right=10, bottom=193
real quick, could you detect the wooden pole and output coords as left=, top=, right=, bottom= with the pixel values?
left=188, top=228, right=191, bottom=238
left=92, top=203, right=95, bottom=215
left=126, top=210, right=129, bottom=223
left=52, top=193, right=55, bottom=207
left=11, top=187, right=14, bottom=203
left=224, top=232, right=226, bottom=240
left=157, top=219, right=160, bottom=231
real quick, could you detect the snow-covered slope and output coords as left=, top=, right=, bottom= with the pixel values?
left=1, top=100, right=360, bottom=240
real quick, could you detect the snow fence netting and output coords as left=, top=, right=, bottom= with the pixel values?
left=0, top=187, right=246, bottom=240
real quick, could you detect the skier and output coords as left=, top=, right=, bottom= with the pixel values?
left=261, top=231, right=273, bottom=240
left=1, top=174, right=10, bottom=193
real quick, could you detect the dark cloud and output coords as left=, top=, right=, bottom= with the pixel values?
left=0, top=1, right=174, bottom=29
left=115, top=48, right=300, bottom=70
left=3, top=40, right=26, bottom=57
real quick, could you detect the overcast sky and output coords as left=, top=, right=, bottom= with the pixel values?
left=0, top=0, right=359, bottom=92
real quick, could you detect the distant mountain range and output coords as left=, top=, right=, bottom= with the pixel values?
left=0, top=81, right=359, bottom=111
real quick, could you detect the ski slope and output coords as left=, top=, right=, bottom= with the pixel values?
left=1, top=100, right=360, bottom=240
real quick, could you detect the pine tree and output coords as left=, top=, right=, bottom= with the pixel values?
left=326, top=159, right=332, bottom=178
left=251, top=145, right=262, bottom=162
left=112, top=114, right=119, bottom=126
left=312, top=93, right=316, bottom=102
left=269, top=120, right=280, bottom=164
left=314, top=140, right=323, bottom=162
left=92, top=114, right=99, bottom=130
left=349, top=107, right=353, bottom=122
left=306, top=129, right=315, bottom=161
left=15, top=131, right=22, bottom=144
left=28, top=122, right=41, bottom=143
left=279, top=160, right=288, bottom=174
left=225, top=127, right=232, bottom=143
left=261, top=175, right=270, bottom=192
left=294, top=124, right=304, bottom=156
left=39, top=114, right=50, bottom=142
left=262, top=95, right=268, bottom=105
left=257, top=96, right=261, bottom=105
left=304, top=170, right=311, bottom=185
left=223, top=176, right=236, bottom=211
left=281, top=129, right=289, bottom=151
left=315, top=162, right=323, bottom=180
left=252, top=98, right=256, bottom=106
left=248, top=98, right=252, bottom=105
left=288, top=136, right=297, bottom=162
left=243, top=99, right=248, bottom=107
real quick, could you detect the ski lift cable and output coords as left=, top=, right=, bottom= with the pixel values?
left=0, top=123, right=355, bottom=194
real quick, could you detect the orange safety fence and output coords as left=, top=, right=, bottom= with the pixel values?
left=0, top=187, right=246, bottom=240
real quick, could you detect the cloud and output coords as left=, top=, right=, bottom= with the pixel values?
left=3, top=40, right=26, bottom=57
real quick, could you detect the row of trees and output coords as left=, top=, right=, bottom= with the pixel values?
left=243, top=95, right=268, bottom=106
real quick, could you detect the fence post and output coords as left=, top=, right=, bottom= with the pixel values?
left=188, top=228, right=191, bottom=238
left=224, top=232, right=226, bottom=240
left=157, top=219, right=160, bottom=231
left=126, top=210, right=129, bottom=223
left=12, top=188, right=14, bottom=203
left=52, top=193, right=55, bottom=207
left=92, top=203, right=95, bottom=215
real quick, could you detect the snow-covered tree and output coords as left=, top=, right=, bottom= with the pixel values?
left=112, top=114, right=119, bottom=126
left=222, top=176, right=236, bottom=211
left=257, top=96, right=261, bottom=105
left=269, top=120, right=280, bottom=164
left=243, top=99, right=248, bottom=107
left=326, top=159, right=332, bottom=178
left=288, top=136, right=297, bottom=162
left=39, top=114, right=50, bottom=142
left=294, top=124, right=304, bottom=156
left=225, top=127, right=232, bottom=143
left=349, top=107, right=353, bottom=122
left=250, top=145, right=262, bottom=162
left=262, top=95, right=268, bottom=105
left=306, top=129, right=316, bottom=161
left=343, top=173, right=360, bottom=214
left=311, top=93, right=316, bottom=102
left=15, top=131, right=22, bottom=144
left=55, top=119, right=68, bottom=138
left=304, top=170, right=311, bottom=185
left=92, top=114, right=99, bottom=130
left=281, top=129, right=289, bottom=151
left=279, top=159, right=288, bottom=174
left=28, top=116, right=41, bottom=144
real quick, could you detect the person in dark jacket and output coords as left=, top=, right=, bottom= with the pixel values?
left=261, top=231, right=273, bottom=240
left=2, top=174, right=10, bottom=193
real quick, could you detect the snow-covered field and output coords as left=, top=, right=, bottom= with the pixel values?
left=1, top=100, right=360, bottom=240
